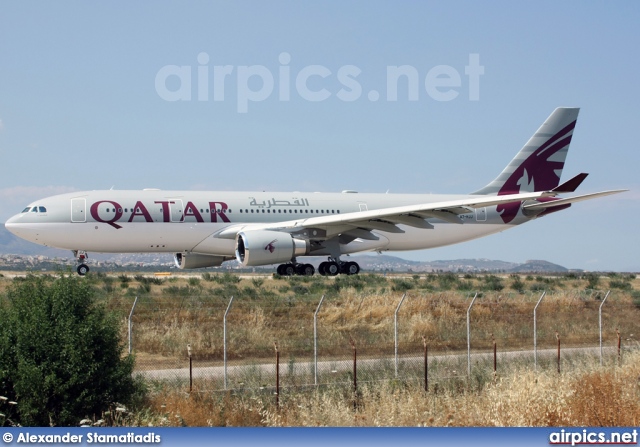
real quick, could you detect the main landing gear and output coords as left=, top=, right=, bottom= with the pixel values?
left=73, top=250, right=90, bottom=276
left=276, top=262, right=315, bottom=277
left=276, top=258, right=360, bottom=277
left=318, top=258, right=360, bottom=276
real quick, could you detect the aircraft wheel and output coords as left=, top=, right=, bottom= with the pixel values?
left=283, top=264, right=295, bottom=276
left=277, top=264, right=286, bottom=276
left=301, top=264, right=315, bottom=276
left=318, top=262, right=328, bottom=276
left=77, top=264, right=90, bottom=276
left=344, top=261, right=360, bottom=275
left=325, top=262, right=339, bottom=276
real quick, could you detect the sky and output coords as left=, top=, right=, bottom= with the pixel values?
left=0, top=1, right=638, bottom=271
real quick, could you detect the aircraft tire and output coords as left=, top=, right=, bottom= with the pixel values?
left=304, top=263, right=315, bottom=276
left=77, top=264, right=90, bottom=276
left=283, top=264, right=295, bottom=276
left=318, top=262, right=328, bottom=276
left=325, top=262, right=339, bottom=276
left=344, top=261, right=360, bottom=275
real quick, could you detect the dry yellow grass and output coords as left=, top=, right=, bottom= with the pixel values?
left=3, top=271, right=634, bottom=364
left=123, top=283, right=637, bottom=364
left=135, top=350, right=640, bottom=427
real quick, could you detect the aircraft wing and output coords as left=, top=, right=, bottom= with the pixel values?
left=213, top=189, right=563, bottom=240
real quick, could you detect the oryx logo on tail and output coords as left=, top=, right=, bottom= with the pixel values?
left=473, top=108, right=580, bottom=224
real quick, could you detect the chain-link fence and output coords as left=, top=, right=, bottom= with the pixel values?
left=126, top=289, right=637, bottom=392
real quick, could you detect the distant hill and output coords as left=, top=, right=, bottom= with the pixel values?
left=0, top=225, right=574, bottom=273
left=346, top=255, right=572, bottom=273
left=508, top=260, right=568, bottom=273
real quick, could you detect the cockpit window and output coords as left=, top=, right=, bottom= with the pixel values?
left=23, top=206, right=47, bottom=213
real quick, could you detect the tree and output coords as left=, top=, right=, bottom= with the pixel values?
left=0, top=274, right=141, bottom=426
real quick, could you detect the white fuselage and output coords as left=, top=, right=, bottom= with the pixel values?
left=5, top=189, right=523, bottom=258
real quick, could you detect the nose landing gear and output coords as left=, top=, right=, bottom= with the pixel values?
left=73, top=250, right=90, bottom=276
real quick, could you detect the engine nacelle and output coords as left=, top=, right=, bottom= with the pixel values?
left=174, top=253, right=226, bottom=269
left=235, top=230, right=309, bottom=266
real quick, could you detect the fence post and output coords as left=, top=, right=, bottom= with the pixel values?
left=556, top=331, right=561, bottom=374
left=274, top=342, right=280, bottom=407
left=422, top=335, right=428, bottom=392
left=533, top=291, right=546, bottom=372
left=616, top=328, right=621, bottom=365
left=314, top=295, right=325, bottom=386
left=492, top=333, right=497, bottom=378
left=187, top=344, right=192, bottom=393
left=350, top=338, right=357, bottom=395
left=394, top=293, right=407, bottom=378
left=224, top=296, right=234, bottom=390
left=128, top=296, right=138, bottom=355
left=467, top=292, right=478, bottom=378
left=599, top=290, right=611, bottom=366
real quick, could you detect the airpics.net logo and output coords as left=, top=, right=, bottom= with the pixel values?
left=155, top=52, right=484, bottom=113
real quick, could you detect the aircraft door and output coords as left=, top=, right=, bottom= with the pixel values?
left=71, top=198, right=86, bottom=222
left=475, top=207, right=487, bottom=222
left=359, top=203, right=368, bottom=212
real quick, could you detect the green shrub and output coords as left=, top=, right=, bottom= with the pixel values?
left=0, top=275, right=142, bottom=426
left=632, top=291, right=640, bottom=309
left=391, top=279, right=414, bottom=292
left=609, top=280, right=632, bottom=291
left=482, top=275, right=504, bottom=291
left=438, top=273, right=459, bottom=290
left=118, top=274, right=131, bottom=283
left=510, top=276, right=526, bottom=293
left=584, top=273, right=600, bottom=290
left=187, top=277, right=201, bottom=287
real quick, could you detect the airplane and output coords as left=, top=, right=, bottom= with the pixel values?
left=4, top=108, right=626, bottom=276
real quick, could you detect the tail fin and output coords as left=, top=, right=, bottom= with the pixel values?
left=473, top=107, right=580, bottom=195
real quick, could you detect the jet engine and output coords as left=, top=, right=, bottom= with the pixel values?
left=235, top=230, right=309, bottom=266
left=174, top=253, right=227, bottom=269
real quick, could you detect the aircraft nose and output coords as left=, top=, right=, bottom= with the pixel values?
left=5, top=214, right=25, bottom=237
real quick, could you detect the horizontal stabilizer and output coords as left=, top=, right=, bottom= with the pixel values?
left=552, top=173, right=589, bottom=193
left=523, top=190, right=627, bottom=211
